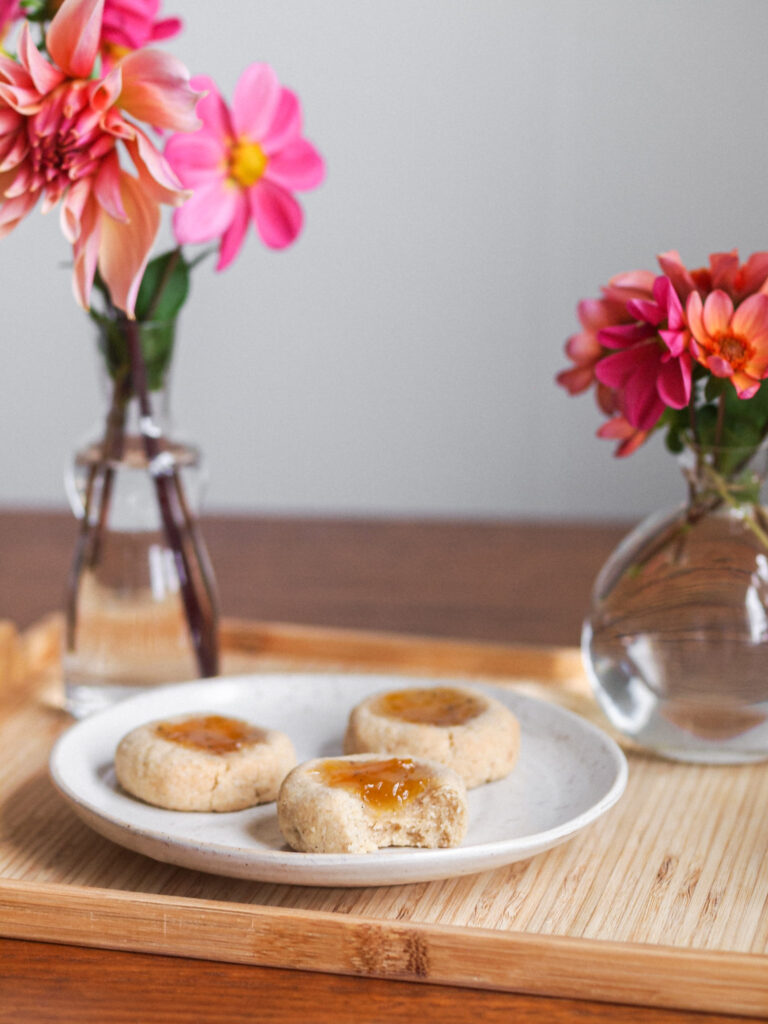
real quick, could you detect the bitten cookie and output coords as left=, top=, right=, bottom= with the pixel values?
left=277, top=753, right=468, bottom=854
left=344, top=684, right=519, bottom=788
left=114, top=713, right=296, bottom=811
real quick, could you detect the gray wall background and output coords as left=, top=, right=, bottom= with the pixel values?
left=1, top=0, right=766, bottom=520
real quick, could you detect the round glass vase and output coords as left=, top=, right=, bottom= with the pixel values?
left=582, top=444, right=768, bottom=763
left=63, top=315, right=220, bottom=717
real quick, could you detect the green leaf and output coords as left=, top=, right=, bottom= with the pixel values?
left=660, top=406, right=688, bottom=454
left=723, top=379, right=768, bottom=431
left=704, top=376, right=728, bottom=402
left=138, top=319, right=176, bottom=390
left=90, top=312, right=176, bottom=392
left=134, top=249, right=190, bottom=323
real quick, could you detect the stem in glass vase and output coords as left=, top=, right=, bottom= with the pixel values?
left=123, top=318, right=219, bottom=679
left=65, top=370, right=130, bottom=649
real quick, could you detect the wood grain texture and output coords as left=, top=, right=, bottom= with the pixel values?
left=0, top=510, right=627, bottom=644
left=2, top=939, right=763, bottom=1024
left=1, top=613, right=768, bottom=1016
left=0, top=510, right=759, bottom=1024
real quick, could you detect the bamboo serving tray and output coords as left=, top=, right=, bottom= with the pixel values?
left=1, top=615, right=767, bottom=1017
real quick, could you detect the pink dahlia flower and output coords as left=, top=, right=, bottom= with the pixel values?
left=556, top=272, right=656, bottom=412
left=595, top=276, right=693, bottom=431
left=686, top=289, right=768, bottom=399
left=165, top=63, right=325, bottom=270
left=0, top=0, right=200, bottom=314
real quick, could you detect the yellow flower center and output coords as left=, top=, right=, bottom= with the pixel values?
left=229, top=139, right=268, bottom=188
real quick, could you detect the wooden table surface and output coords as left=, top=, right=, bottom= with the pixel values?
left=0, top=509, right=759, bottom=1024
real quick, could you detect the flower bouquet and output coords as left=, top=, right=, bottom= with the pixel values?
left=0, top=0, right=324, bottom=714
left=558, top=250, right=768, bottom=761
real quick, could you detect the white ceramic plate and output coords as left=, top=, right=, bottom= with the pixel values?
left=49, top=673, right=627, bottom=887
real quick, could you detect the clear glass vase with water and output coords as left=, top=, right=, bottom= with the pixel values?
left=64, top=316, right=219, bottom=717
left=583, top=444, right=768, bottom=762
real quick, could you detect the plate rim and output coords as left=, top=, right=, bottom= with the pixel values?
left=49, top=672, right=628, bottom=883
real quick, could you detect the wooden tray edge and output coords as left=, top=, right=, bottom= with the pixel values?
left=219, top=617, right=587, bottom=683
left=0, top=612, right=587, bottom=688
left=1, top=878, right=766, bottom=1016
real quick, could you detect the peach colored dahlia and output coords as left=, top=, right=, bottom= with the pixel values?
left=0, top=0, right=200, bottom=314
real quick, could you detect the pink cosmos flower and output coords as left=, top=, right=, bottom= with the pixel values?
left=686, top=289, right=768, bottom=398
left=0, top=0, right=200, bottom=314
left=102, top=0, right=181, bottom=52
left=595, top=276, right=692, bottom=432
left=0, top=0, right=20, bottom=39
left=164, top=63, right=325, bottom=270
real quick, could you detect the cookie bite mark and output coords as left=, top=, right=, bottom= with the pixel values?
left=277, top=753, right=468, bottom=854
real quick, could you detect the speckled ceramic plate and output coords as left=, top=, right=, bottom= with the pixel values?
left=49, top=673, right=627, bottom=887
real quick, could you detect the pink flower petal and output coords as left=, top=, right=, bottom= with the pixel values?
left=594, top=347, right=640, bottom=391
left=59, top=176, right=91, bottom=242
left=732, top=292, right=768, bottom=338
left=150, top=17, right=183, bottom=42
left=657, top=352, right=691, bottom=409
left=92, top=64, right=123, bottom=112
left=216, top=191, right=250, bottom=271
left=596, top=346, right=665, bottom=430
left=164, top=131, right=225, bottom=187
left=598, top=323, right=656, bottom=350
left=189, top=75, right=232, bottom=141
left=118, top=48, right=202, bottom=132
left=261, top=88, right=302, bottom=153
left=657, top=250, right=698, bottom=300
left=702, top=290, right=734, bottom=337
left=659, top=327, right=689, bottom=357
left=555, top=365, right=594, bottom=395
left=739, top=252, right=768, bottom=296
left=686, top=291, right=706, bottom=344
left=606, top=270, right=655, bottom=301
left=94, top=149, right=126, bottom=221
left=264, top=137, right=325, bottom=192
left=232, top=63, right=281, bottom=141
left=71, top=193, right=100, bottom=308
left=565, top=331, right=600, bottom=362
left=596, top=416, right=649, bottom=457
left=47, top=0, right=104, bottom=80
left=248, top=179, right=302, bottom=249
left=0, top=189, right=36, bottom=236
left=98, top=171, right=159, bottom=314
left=706, top=355, right=734, bottom=378
left=172, top=177, right=238, bottom=245
left=626, top=296, right=664, bottom=326
left=708, top=250, right=740, bottom=293
left=730, top=371, right=760, bottom=399
left=19, top=23, right=65, bottom=96
left=125, top=126, right=185, bottom=198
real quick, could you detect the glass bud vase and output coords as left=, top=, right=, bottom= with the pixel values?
left=64, top=315, right=220, bottom=717
left=583, top=444, right=768, bottom=763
